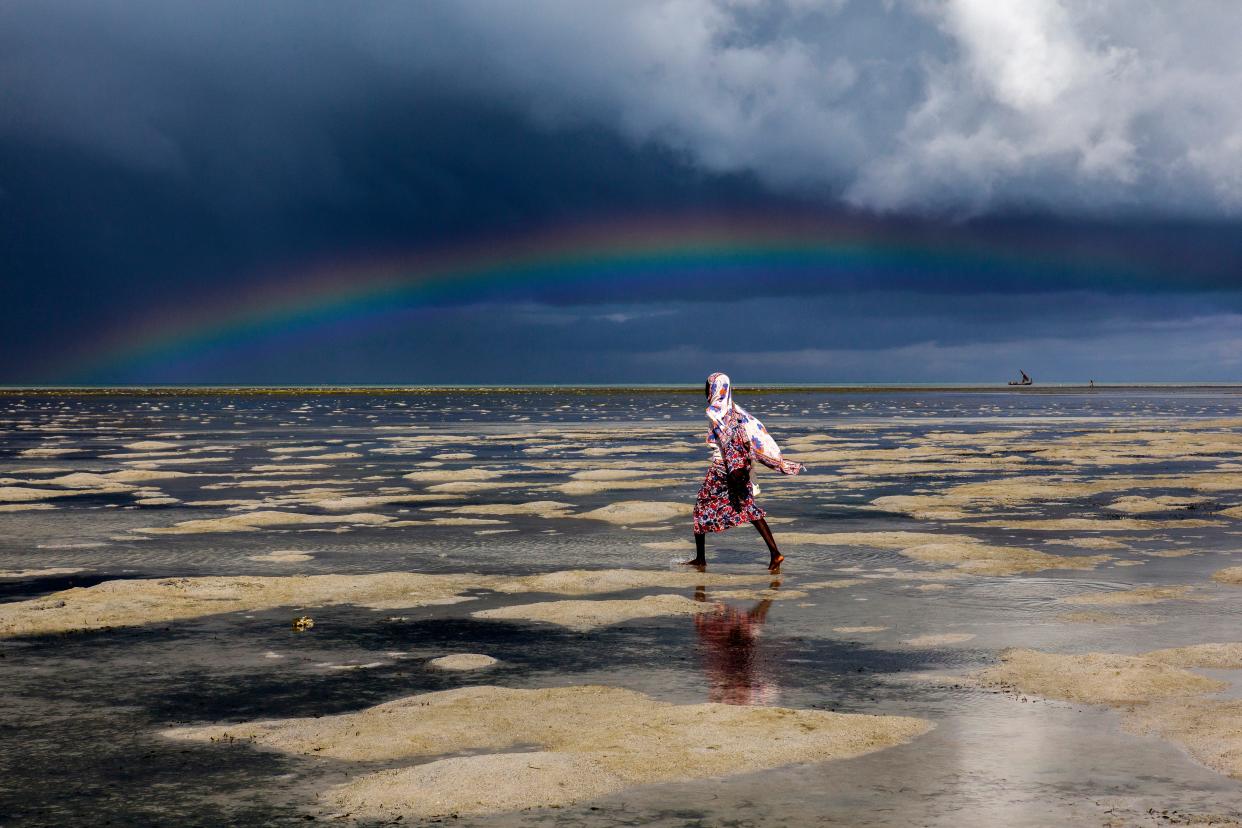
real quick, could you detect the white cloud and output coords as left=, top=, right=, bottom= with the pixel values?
left=6, top=0, right=1242, bottom=216
left=368, top=0, right=1242, bottom=216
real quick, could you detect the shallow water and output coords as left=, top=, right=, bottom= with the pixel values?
left=2, top=389, right=1242, bottom=826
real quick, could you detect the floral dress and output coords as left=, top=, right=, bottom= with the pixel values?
left=692, top=412, right=765, bottom=533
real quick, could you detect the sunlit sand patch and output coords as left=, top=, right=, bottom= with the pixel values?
left=777, top=531, right=975, bottom=548
left=900, top=541, right=1110, bottom=577
left=303, top=452, right=362, bottom=461
left=1046, top=537, right=1131, bottom=549
left=474, top=594, right=709, bottom=630
left=134, top=511, right=393, bottom=534
left=135, top=495, right=179, bottom=506
left=1127, top=700, right=1242, bottom=782
left=268, top=446, right=332, bottom=454
left=0, top=503, right=57, bottom=512
left=976, top=648, right=1225, bottom=705
left=250, top=464, right=330, bottom=473
left=18, top=447, right=79, bottom=458
left=46, top=469, right=192, bottom=488
left=0, top=572, right=487, bottom=637
left=0, top=486, right=102, bottom=503
left=1059, top=586, right=1194, bottom=606
left=964, top=517, right=1223, bottom=530
left=440, top=501, right=575, bottom=518
left=833, top=626, right=888, bottom=634
left=427, top=653, right=497, bottom=671
left=305, top=494, right=454, bottom=512
left=902, top=633, right=976, bottom=647
left=490, top=569, right=768, bottom=596
left=1105, top=495, right=1209, bottom=514
left=247, top=551, right=314, bottom=563
left=570, top=501, right=693, bottom=525
left=1145, top=643, right=1242, bottom=669
left=552, top=478, right=685, bottom=495
left=403, top=469, right=502, bottom=483
left=1212, top=566, right=1242, bottom=585
left=1223, top=506, right=1242, bottom=519
left=1056, top=611, right=1164, bottom=625
left=425, top=481, right=513, bottom=493
left=122, top=440, right=181, bottom=451
left=203, top=478, right=342, bottom=490
left=474, top=529, right=517, bottom=535
left=0, top=567, right=84, bottom=578
left=1141, top=549, right=1198, bottom=558
left=569, top=470, right=659, bottom=481
left=164, top=684, right=930, bottom=820
left=432, top=452, right=476, bottom=460
left=184, top=499, right=266, bottom=507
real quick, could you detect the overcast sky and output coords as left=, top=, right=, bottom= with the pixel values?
left=3, top=0, right=1242, bottom=384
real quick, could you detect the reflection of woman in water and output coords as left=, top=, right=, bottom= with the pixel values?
left=693, top=584, right=779, bottom=705
left=684, top=372, right=804, bottom=572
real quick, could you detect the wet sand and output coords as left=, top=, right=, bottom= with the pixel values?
left=3, top=388, right=1242, bottom=825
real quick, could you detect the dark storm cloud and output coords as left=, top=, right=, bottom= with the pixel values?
left=7, top=1, right=1242, bottom=215
left=3, top=0, right=1242, bottom=383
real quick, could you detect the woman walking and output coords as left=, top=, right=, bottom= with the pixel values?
left=684, top=372, right=804, bottom=572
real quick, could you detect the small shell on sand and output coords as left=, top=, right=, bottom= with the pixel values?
left=902, top=633, right=976, bottom=647
left=473, top=594, right=709, bottom=631
left=427, top=654, right=498, bottom=671
left=1059, top=585, right=1193, bottom=606
left=570, top=501, right=693, bottom=525
left=164, top=685, right=931, bottom=820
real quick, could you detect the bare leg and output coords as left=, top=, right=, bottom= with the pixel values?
left=753, top=518, right=784, bottom=572
left=682, top=532, right=707, bottom=567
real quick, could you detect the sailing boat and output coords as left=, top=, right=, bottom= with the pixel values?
left=1007, top=370, right=1032, bottom=386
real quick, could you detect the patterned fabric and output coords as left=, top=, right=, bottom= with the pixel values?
left=692, top=409, right=766, bottom=533
left=705, top=372, right=804, bottom=476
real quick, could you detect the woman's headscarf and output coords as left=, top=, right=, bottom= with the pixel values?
left=705, top=372, right=803, bottom=475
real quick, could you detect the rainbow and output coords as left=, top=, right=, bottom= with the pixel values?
left=57, top=212, right=1184, bottom=380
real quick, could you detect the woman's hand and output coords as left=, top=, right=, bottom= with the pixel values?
left=727, top=469, right=747, bottom=512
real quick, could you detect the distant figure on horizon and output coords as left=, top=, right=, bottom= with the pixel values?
left=1008, top=370, right=1033, bottom=386
left=683, top=372, right=804, bottom=573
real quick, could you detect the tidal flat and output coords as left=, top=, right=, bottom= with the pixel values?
left=3, top=388, right=1242, bottom=826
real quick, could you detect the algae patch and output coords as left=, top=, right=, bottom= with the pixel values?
left=164, top=684, right=931, bottom=819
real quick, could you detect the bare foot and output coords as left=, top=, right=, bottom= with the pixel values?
left=681, top=558, right=707, bottom=569
left=768, top=554, right=784, bottom=573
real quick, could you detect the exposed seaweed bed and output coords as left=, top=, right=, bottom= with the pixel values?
left=3, top=388, right=1242, bottom=826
